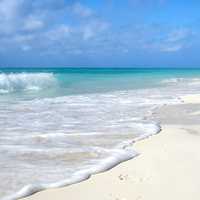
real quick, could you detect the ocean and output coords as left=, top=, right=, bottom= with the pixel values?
left=1, top=68, right=200, bottom=200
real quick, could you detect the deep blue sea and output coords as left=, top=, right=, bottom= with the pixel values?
left=1, top=68, right=200, bottom=200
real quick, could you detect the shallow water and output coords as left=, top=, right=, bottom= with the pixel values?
left=1, top=68, right=200, bottom=200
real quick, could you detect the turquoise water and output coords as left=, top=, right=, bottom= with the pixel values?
left=1, top=68, right=200, bottom=200
left=1, top=68, right=200, bottom=97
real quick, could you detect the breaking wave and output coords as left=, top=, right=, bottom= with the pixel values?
left=0, top=73, right=56, bottom=93
left=161, top=77, right=200, bottom=85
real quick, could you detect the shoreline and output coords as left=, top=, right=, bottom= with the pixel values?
left=21, top=94, right=200, bottom=200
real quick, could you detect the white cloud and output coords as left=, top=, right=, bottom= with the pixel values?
left=82, top=21, right=109, bottom=40
left=160, top=44, right=183, bottom=52
left=0, top=1, right=194, bottom=59
left=166, top=29, right=191, bottom=43
left=160, top=29, right=193, bottom=52
left=143, top=28, right=194, bottom=53
left=13, top=34, right=35, bottom=43
left=71, top=2, right=93, bottom=18
left=46, top=25, right=71, bottom=40
left=21, top=45, right=31, bottom=51
left=0, top=0, right=24, bottom=33
left=0, top=0, right=21, bottom=20
left=23, top=16, right=44, bottom=31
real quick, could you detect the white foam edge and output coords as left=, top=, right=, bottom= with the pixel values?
left=3, top=123, right=161, bottom=200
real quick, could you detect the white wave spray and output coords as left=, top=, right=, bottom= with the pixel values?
left=0, top=73, right=56, bottom=93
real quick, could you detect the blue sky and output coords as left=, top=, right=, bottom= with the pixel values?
left=0, top=0, right=200, bottom=67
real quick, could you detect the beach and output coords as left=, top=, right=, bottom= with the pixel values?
left=1, top=0, right=200, bottom=198
left=1, top=68, right=200, bottom=200
left=21, top=95, right=200, bottom=200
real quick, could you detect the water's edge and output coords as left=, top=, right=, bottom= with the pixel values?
left=4, top=122, right=162, bottom=200
left=3, top=69, right=194, bottom=200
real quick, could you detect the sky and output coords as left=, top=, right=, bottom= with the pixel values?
left=0, top=0, right=200, bottom=67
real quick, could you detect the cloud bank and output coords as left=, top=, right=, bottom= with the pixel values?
left=0, top=0, right=198, bottom=67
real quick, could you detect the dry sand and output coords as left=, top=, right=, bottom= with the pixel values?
left=22, top=95, right=200, bottom=200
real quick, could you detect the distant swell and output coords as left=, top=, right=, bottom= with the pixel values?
left=0, top=73, right=56, bottom=93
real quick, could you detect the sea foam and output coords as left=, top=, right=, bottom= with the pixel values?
left=0, top=73, right=56, bottom=93
left=0, top=88, right=175, bottom=200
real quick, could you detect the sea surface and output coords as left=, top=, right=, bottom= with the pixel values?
left=1, top=68, right=200, bottom=200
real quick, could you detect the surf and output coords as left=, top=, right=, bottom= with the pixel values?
left=0, top=73, right=56, bottom=93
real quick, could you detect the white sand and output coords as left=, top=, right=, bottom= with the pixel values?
left=182, top=94, right=200, bottom=104
left=22, top=95, right=200, bottom=200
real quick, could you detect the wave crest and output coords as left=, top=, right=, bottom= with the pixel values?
left=0, top=73, right=56, bottom=93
